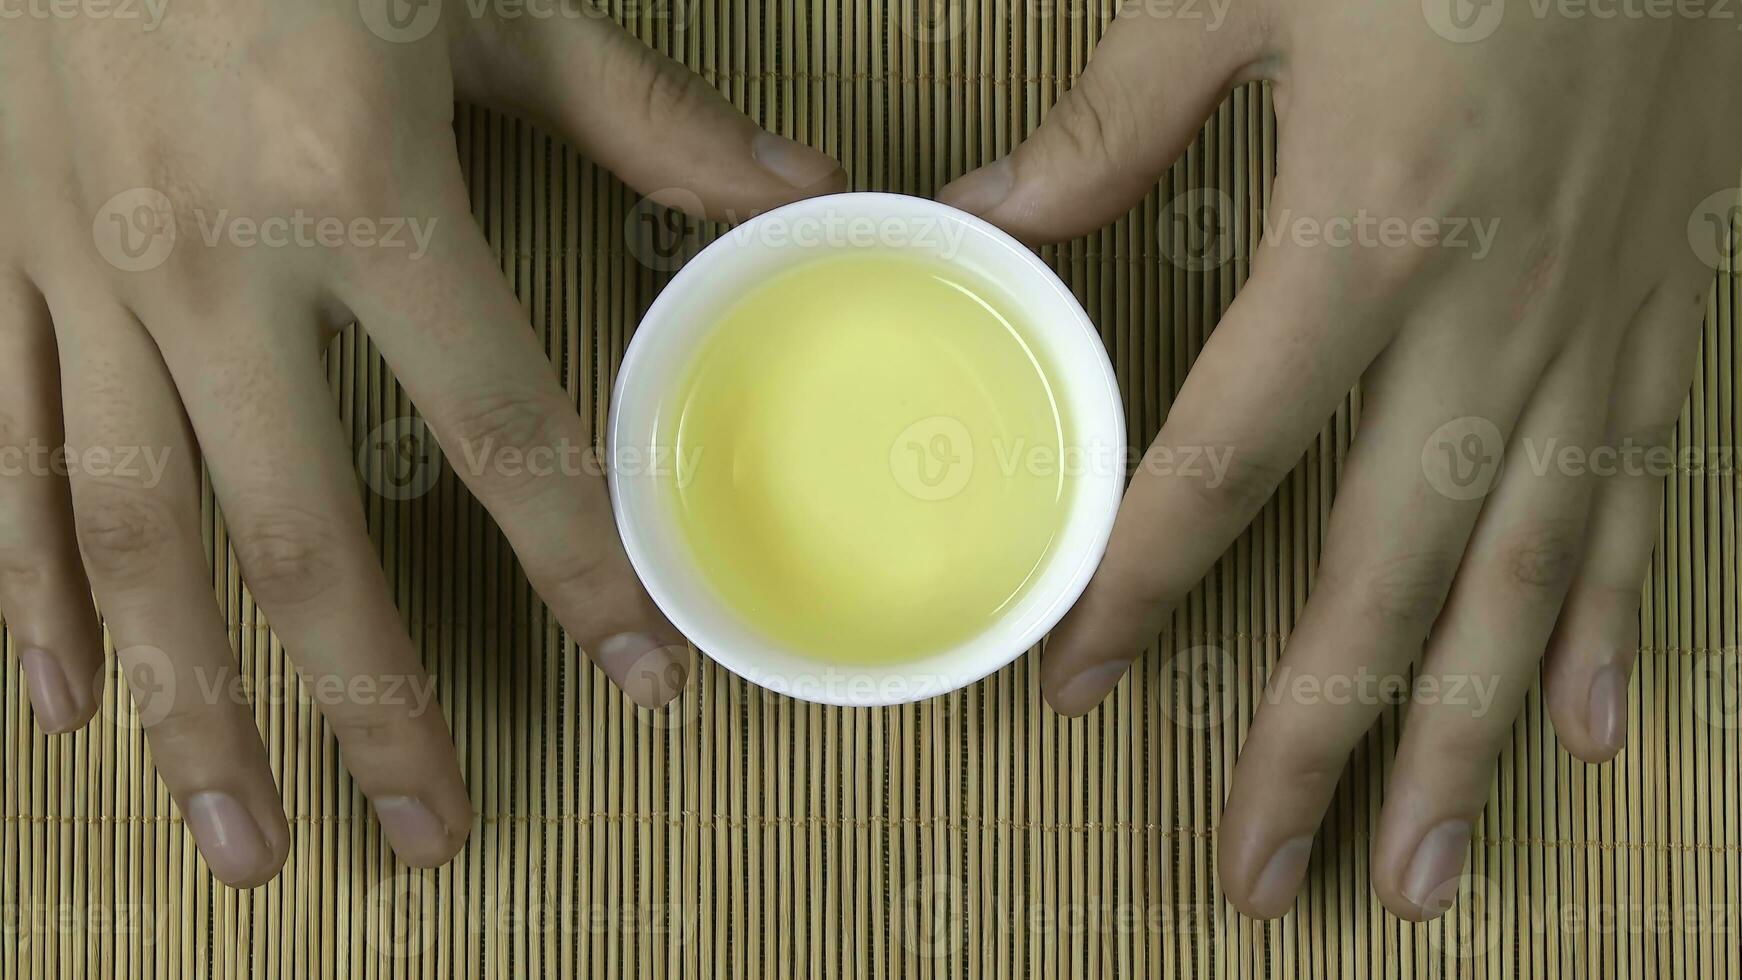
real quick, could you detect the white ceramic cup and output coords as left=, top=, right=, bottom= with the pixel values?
left=609, top=192, right=1125, bottom=707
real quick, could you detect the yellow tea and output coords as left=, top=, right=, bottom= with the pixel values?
left=661, top=252, right=1072, bottom=665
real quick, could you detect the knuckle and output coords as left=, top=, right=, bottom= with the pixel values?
left=439, top=387, right=571, bottom=501
left=324, top=708, right=417, bottom=755
left=535, top=548, right=639, bottom=626
left=1341, top=551, right=1459, bottom=632
left=443, top=388, right=557, bottom=457
left=73, top=481, right=182, bottom=584
left=229, top=506, right=343, bottom=609
left=1050, top=72, right=1136, bottom=165
left=623, top=47, right=711, bottom=129
left=1493, top=519, right=1584, bottom=601
left=0, top=551, right=45, bottom=597
left=1424, top=721, right=1511, bottom=765
left=1179, top=448, right=1287, bottom=518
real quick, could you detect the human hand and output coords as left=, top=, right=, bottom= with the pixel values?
left=940, top=1, right=1738, bottom=919
left=0, top=0, right=843, bottom=886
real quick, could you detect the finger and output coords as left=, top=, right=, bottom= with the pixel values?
left=142, top=293, right=472, bottom=867
left=937, top=2, right=1270, bottom=242
left=52, top=292, right=289, bottom=888
left=1041, top=217, right=1404, bottom=717
left=1212, top=310, right=1540, bottom=918
left=0, top=275, right=103, bottom=733
left=1371, top=337, right=1615, bottom=921
left=333, top=197, right=689, bottom=709
left=450, top=4, right=846, bottom=219
left=1543, top=281, right=1709, bottom=762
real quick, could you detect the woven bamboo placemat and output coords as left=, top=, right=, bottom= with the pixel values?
left=4, top=3, right=1739, bottom=977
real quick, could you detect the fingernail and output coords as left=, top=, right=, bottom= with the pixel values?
left=939, top=157, right=1013, bottom=215
left=1047, top=659, right=1131, bottom=715
left=184, top=791, right=272, bottom=886
left=20, top=648, right=77, bottom=734
left=375, top=796, right=452, bottom=863
left=752, top=132, right=842, bottom=189
left=1249, top=836, right=1313, bottom=917
left=1587, top=663, right=1627, bottom=756
left=599, top=633, right=690, bottom=709
left=1402, top=820, right=1472, bottom=915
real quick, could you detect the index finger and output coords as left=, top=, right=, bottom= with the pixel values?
left=1041, top=236, right=1401, bottom=714
left=335, top=196, right=688, bottom=709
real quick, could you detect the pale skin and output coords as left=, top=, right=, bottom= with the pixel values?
left=0, top=0, right=844, bottom=886
left=940, top=1, right=1739, bottom=921
left=0, top=0, right=1733, bottom=920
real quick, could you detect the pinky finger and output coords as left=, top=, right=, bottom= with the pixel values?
left=1543, top=281, right=1709, bottom=762
left=0, top=275, right=103, bottom=733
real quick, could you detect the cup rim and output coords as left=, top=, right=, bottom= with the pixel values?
left=608, top=191, right=1124, bottom=707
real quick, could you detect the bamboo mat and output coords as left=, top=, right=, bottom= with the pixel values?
left=4, top=3, right=1740, bottom=978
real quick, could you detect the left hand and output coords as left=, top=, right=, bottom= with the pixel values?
left=940, top=0, right=1738, bottom=920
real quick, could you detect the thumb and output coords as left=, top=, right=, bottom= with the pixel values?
left=450, top=4, right=845, bottom=220
left=939, top=4, right=1270, bottom=243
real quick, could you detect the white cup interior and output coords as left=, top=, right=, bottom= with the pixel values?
left=609, top=192, right=1124, bottom=706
